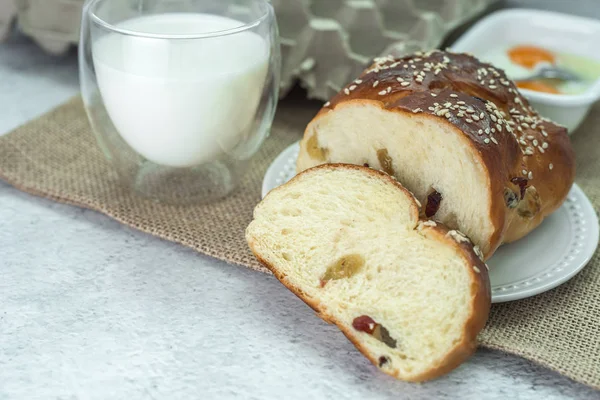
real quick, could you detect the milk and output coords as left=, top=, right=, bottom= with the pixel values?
left=92, top=13, right=269, bottom=168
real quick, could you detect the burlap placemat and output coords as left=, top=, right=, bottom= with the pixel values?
left=1, top=93, right=599, bottom=389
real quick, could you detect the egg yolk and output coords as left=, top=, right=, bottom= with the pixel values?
left=508, top=45, right=556, bottom=69
left=516, top=80, right=561, bottom=94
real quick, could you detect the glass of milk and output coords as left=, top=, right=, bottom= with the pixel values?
left=79, top=0, right=280, bottom=204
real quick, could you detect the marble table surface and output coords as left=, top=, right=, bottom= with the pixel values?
left=1, top=30, right=599, bottom=400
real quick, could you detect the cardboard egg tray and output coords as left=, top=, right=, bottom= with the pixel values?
left=0, top=0, right=496, bottom=100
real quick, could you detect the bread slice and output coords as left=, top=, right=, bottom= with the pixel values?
left=246, top=164, right=491, bottom=382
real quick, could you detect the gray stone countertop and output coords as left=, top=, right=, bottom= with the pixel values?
left=1, top=30, right=599, bottom=400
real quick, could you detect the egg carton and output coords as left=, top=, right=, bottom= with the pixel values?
left=0, top=0, right=16, bottom=40
left=0, top=0, right=497, bottom=100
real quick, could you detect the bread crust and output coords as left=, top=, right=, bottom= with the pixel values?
left=247, top=164, right=491, bottom=382
left=297, top=50, right=575, bottom=259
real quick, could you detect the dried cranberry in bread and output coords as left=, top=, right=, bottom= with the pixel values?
left=296, top=50, right=575, bottom=260
left=246, top=164, right=491, bottom=382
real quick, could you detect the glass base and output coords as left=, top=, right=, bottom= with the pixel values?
left=129, top=159, right=246, bottom=205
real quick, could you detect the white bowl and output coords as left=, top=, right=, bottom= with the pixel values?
left=451, top=8, right=600, bottom=134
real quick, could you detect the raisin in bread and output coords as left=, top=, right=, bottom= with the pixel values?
left=296, top=50, right=575, bottom=260
left=246, top=164, right=490, bottom=382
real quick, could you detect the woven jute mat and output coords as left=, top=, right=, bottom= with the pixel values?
left=1, top=93, right=599, bottom=389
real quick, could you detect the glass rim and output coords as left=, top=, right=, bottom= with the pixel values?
left=88, top=0, right=272, bottom=39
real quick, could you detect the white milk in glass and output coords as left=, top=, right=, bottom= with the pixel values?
left=92, top=14, right=269, bottom=168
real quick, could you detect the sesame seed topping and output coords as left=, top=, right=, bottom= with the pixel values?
left=473, top=246, right=484, bottom=261
left=528, top=171, right=533, bottom=180
left=401, top=82, right=410, bottom=87
left=549, top=163, right=554, bottom=170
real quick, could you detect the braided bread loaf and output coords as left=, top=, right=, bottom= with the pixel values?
left=296, top=50, right=575, bottom=260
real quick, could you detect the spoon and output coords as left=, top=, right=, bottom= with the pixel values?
left=516, top=65, right=582, bottom=83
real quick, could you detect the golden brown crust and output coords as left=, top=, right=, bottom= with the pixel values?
left=299, top=50, right=576, bottom=259
left=247, top=163, right=491, bottom=382
left=410, top=222, right=491, bottom=381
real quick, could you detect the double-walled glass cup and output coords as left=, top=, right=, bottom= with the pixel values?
left=79, top=0, right=280, bottom=204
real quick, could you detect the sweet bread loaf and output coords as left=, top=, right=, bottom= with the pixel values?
left=296, top=50, right=575, bottom=259
left=246, top=164, right=491, bottom=381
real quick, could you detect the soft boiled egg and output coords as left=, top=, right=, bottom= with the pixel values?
left=483, top=47, right=533, bottom=80
left=507, top=45, right=556, bottom=69
left=483, top=45, right=563, bottom=94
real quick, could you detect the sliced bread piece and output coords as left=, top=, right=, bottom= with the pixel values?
left=246, top=164, right=491, bottom=382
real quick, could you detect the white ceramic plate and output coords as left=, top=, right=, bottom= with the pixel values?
left=262, top=141, right=599, bottom=303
